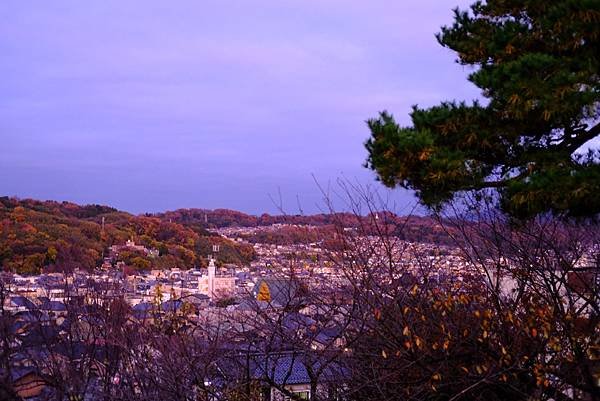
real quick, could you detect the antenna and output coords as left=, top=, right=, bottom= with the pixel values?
left=208, top=244, right=220, bottom=262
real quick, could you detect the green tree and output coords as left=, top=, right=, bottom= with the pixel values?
left=130, top=256, right=151, bottom=272
left=365, top=1, right=600, bottom=218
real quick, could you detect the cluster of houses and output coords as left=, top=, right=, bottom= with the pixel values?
left=101, top=239, right=160, bottom=269
left=0, top=267, right=351, bottom=401
left=10, top=233, right=589, bottom=400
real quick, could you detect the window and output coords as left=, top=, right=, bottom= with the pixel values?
left=283, top=390, right=310, bottom=401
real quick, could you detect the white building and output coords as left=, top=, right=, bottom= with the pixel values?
left=198, top=258, right=235, bottom=300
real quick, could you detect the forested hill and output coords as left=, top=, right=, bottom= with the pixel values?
left=0, top=197, right=255, bottom=275
left=156, top=208, right=456, bottom=246
left=156, top=208, right=358, bottom=228
left=0, top=197, right=455, bottom=275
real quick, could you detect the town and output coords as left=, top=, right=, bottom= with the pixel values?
left=3, top=218, right=598, bottom=400
left=2, top=0, right=599, bottom=399
left=4, top=224, right=483, bottom=307
left=2, top=221, right=493, bottom=401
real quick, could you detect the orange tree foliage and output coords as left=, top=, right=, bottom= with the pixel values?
left=351, top=287, right=549, bottom=400
left=0, top=197, right=255, bottom=274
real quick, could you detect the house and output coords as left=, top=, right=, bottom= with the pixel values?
left=6, top=296, right=36, bottom=312
left=246, top=352, right=348, bottom=401
left=108, top=239, right=159, bottom=260
left=10, top=366, right=47, bottom=400
left=161, top=299, right=184, bottom=313
left=310, top=326, right=345, bottom=351
left=132, top=302, right=154, bottom=320
left=182, top=293, right=211, bottom=310
left=39, top=300, right=67, bottom=315
left=256, top=355, right=312, bottom=401
left=252, top=278, right=302, bottom=307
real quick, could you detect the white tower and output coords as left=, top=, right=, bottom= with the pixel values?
left=207, top=257, right=216, bottom=299
left=207, top=244, right=219, bottom=299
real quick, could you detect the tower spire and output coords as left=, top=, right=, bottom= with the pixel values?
left=208, top=244, right=220, bottom=299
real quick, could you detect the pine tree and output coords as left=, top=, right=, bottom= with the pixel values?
left=365, top=0, right=600, bottom=218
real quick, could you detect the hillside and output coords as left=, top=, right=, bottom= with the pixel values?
left=156, top=208, right=358, bottom=228
left=157, top=208, right=456, bottom=246
left=0, top=197, right=255, bottom=275
left=0, top=197, right=457, bottom=275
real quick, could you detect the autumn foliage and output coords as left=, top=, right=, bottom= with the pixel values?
left=0, top=197, right=255, bottom=274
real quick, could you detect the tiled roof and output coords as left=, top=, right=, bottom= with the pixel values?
left=252, top=278, right=301, bottom=306
left=39, top=300, right=67, bottom=311
left=10, top=296, right=36, bottom=310
left=251, top=354, right=311, bottom=385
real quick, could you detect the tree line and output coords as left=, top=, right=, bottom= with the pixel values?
left=0, top=197, right=255, bottom=275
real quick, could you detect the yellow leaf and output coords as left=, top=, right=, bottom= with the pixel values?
left=403, top=326, right=410, bottom=336
left=542, top=110, right=552, bottom=121
left=418, top=149, right=432, bottom=161
left=507, top=311, right=514, bottom=323
left=382, top=350, right=387, bottom=359
left=410, top=284, right=418, bottom=295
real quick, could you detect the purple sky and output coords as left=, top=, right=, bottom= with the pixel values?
left=1, top=0, right=479, bottom=215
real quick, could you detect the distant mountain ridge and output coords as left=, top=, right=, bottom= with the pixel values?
left=154, top=208, right=357, bottom=228
left=155, top=208, right=456, bottom=245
